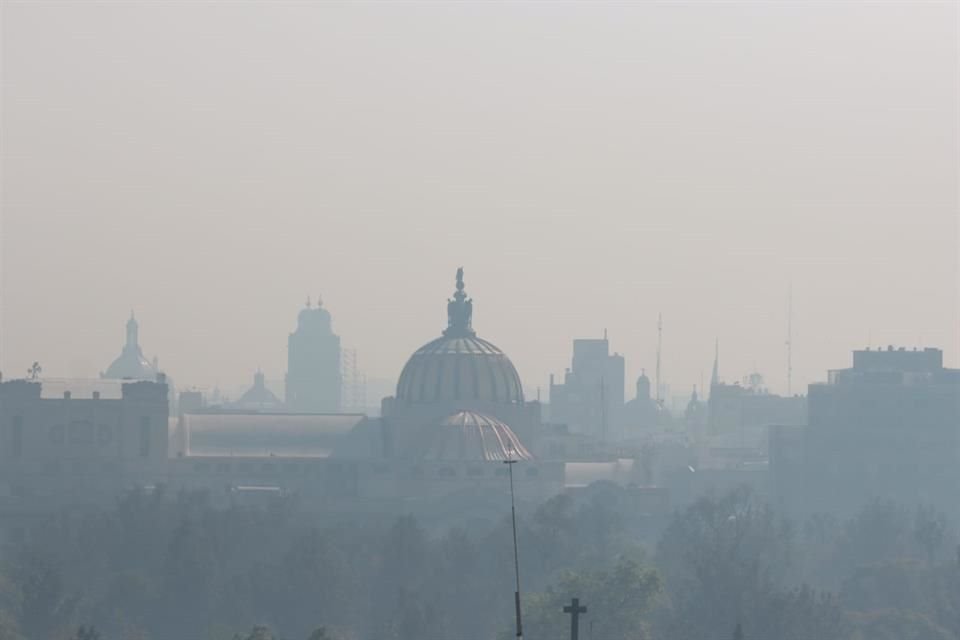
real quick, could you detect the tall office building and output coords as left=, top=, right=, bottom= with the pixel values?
left=549, top=337, right=625, bottom=439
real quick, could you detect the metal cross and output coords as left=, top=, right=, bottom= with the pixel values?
left=563, top=597, right=587, bottom=640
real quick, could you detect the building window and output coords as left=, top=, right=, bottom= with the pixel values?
left=525, top=467, right=539, bottom=478
left=49, top=425, right=65, bottom=445
left=139, top=417, right=151, bottom=458
left=467, top=467, right=484, bottom=477
left=437, top=467, right=456, bottom=478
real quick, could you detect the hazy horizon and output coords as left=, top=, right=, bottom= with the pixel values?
left=2, top=1, right=957, bottom=401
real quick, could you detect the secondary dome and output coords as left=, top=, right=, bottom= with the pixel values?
left=396, top=268, right=523, bottom=406
left=103, top=313, right=158, bottom=380
left=417, top=410, right=533, bottom=461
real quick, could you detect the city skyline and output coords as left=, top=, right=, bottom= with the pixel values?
left=2, top=1, right=956, bottom=398
left=1, top=275, right=953, bottom=405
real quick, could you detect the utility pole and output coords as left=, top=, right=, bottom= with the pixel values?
left=505, top=454, right=523, bottom=639
left=563, top=597, right=588, bottom=640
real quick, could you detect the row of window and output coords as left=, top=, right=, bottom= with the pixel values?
left=2, top=417, right=152, bottom=458
left=49, top=422, right=114, bottom=446
left=192, top=461, right=339, bottom=475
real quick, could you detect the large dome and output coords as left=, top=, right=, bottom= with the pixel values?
left=395, top=268, right=524, bottom=406
left=397, top=335, right=523, bottom=405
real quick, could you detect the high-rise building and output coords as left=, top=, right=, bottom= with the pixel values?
left=285, top=299, right=341, bottom=413
left=771, top=347, right=960, bottom=515
left=549, top=337, right=625, bottom=439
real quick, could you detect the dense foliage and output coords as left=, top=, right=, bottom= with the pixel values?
left=0, top=484, right=958, bottom=640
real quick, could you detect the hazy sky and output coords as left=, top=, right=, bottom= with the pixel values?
left=2, top=1, right=957, bottom=402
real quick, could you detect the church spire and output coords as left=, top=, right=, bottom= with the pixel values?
left=126, top=311, right=139, bottom=351
left=444, top=267, right=475, bottom=338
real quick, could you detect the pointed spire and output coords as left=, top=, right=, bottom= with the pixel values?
left=125, top=311, right=140, bottom=350
left=444, top=267, right=475, bottom=338
left=710, top=338, right=719, bottom=388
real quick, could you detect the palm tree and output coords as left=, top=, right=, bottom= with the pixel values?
left=27, top=362, right=41, bottom=380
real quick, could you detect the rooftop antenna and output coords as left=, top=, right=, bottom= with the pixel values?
left=786, top=282, right=793, bottom=396
left=504, top=449, right=524, bottom=640
left=655, top=313, right=663, bottom=407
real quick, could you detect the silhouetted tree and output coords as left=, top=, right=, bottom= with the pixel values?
left=519, top=558, right=661, bottom=640
left=72, top=626, right=101, bottom=640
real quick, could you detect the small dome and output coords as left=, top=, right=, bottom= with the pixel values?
left=231, top=370, right=283, bottom=410
left=103, top=313, right=158, bottom=380
left=635, top=370, right=651, bottom=400
left=417, top=410, right=533, bottom=461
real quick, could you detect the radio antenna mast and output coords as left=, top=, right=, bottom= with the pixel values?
left=655, top=313, right=663, bottom=407
left=786, top=283, right=793, bottom=396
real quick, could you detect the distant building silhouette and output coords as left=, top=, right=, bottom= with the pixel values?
left=102, top=312, right=159, bottom=380
left=230, top=369, right=284, bottom=412
left=707, top=344, right=805, bottom=439
left=0, top=377, right=169, bottom=501
left=708, top=379, right=805, bottom=436
left=549, top=337, right=625, bottom=439
left=771, top=346, right=960, bottom=515
left=622, top=370, right=658, bottom=430
left=285, top=298, right=341, bottom=413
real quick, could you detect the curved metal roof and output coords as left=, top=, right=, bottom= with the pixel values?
left=416, top=410, right=533, bottom=462
left=396, top=335, right=524, bottom=405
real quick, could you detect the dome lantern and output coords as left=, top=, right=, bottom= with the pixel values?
left=444, top=267, right=474, bottom=338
